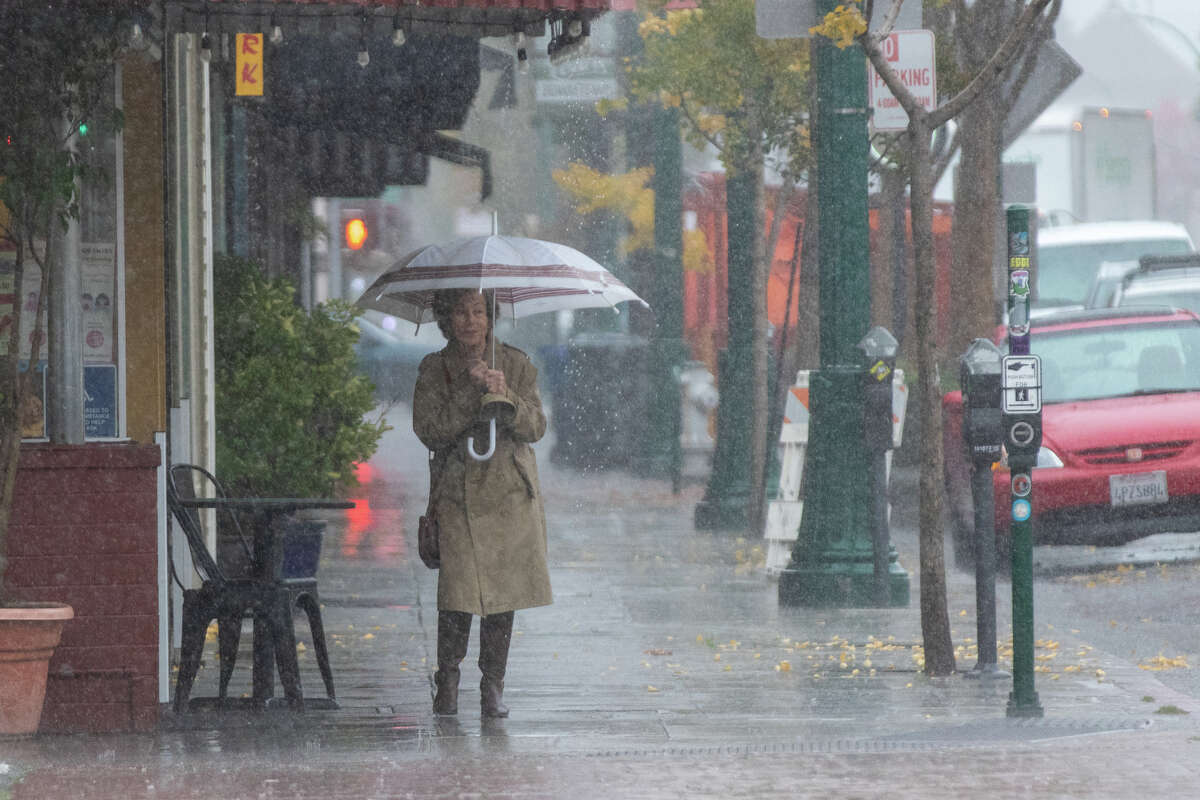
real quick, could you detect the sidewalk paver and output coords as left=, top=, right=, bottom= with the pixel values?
left=5, top=415, right=1200, bottom=798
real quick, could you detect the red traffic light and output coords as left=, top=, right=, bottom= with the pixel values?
left=344, top=217, right=368, bottom=250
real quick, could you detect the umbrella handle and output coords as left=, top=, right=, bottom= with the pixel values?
left=467, top=418, right=497, bottom=461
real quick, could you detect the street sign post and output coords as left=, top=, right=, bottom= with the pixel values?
left=1005, top=205, right=1044, bottom=719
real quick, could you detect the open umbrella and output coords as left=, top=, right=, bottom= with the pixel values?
left=356, top=234, right=648, bottom=324
left=355, top=233, right=650, bottom=459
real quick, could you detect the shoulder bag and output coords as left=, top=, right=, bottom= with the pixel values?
left=418, top=449, right=443, bottom=569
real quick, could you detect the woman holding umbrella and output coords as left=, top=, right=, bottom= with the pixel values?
left=412, top=288, right=552, bottom=718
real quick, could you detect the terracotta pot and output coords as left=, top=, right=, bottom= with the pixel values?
left=0, top=602, right=74, bottom=736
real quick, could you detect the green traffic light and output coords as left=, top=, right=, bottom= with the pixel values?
left=77, top=122, right=88, bottom=137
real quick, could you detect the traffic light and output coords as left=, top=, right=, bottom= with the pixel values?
left=344, top=217, right=368, bottom=250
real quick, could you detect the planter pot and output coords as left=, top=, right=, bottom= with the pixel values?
left=0, top=602, right=74, bottom=736
left=217, top=518, right=326, bottom=580
left=280, top=519, right=325, bottom=579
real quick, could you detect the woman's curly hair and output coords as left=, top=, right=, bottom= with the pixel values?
left=431, top=289, right=495, bottom=340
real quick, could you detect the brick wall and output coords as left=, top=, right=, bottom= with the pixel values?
left=7, top=443, right=161, bottom=733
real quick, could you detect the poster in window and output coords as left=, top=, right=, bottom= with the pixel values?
left=81, top=242, right=115, bottom=363
left=19, top=363, right=46, bottom=439
left=0, top=248, right=47, bottom=362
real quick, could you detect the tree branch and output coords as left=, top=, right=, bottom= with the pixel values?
left=675, top=94, right=728, bottom=161
left=926, top=0, right=1053, bottom=128
left=861, top=0, right=1054, bottom=131
left=1000, top=0, right=1063, bottom=115
left=874, top=0, right=905, bottom=39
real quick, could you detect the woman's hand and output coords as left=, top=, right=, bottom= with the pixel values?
left=468, top=360, right=508, bottom=395
left=468, top=359, right=490, bottom=389
left=483, top=369, right=507, bottom=395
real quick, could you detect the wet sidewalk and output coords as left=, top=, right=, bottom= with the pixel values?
left=5, top=418, right=1200, bottom=798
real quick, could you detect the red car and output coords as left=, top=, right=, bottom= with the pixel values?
left=944, top=307, right=1200, bottom=564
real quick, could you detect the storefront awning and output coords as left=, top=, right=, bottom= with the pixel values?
left=164, top=1, right=610, bottom=39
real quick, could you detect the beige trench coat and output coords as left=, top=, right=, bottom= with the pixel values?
left=412, top=338, right=552, bottom=616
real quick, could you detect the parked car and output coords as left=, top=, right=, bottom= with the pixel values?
left=1035, top=220, right=1194, bottom=313
left=1084, top=259, right=1141, bottom=308
left=354, top=312, right=444, bottom=404
left=944, top=306, right=1200, bottom=566
left=1111, top=253, right=1200, bottom=314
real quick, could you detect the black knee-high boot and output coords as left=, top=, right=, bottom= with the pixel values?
left=479, top=611, right=514, bottom=718
left=433, top=610, right=471, bottom=715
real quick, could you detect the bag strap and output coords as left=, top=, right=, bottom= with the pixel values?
left=426, top=449, right=443, bottom=518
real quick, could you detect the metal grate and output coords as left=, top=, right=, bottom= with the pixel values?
left=1076, top=440, right=1190, bottom=465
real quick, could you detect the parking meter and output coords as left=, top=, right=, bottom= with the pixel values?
left=959, top=338, right=1008, bottom=680
left=857, top=327, right=899, bottom=607
left=959, top=339, right=1004, bottom=466
left=857, top=327, right=898, bottom=454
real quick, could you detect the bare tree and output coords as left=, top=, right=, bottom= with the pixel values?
left=948, top=1, right=1062, bottom=361
left=857, top=0, right=1057, bottom=676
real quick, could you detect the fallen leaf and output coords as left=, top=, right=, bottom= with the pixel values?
left=644, top=649, right=672, bottom=656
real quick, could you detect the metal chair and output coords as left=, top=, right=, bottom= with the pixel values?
left=167, top=464, right=335, bottom=710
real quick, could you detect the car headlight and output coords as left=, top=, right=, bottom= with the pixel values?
left=1036, top=446, right=1064, bottom=469
left=997, top=445, right=1064, bottom=469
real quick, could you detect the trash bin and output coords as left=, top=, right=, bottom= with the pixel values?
left=550, top=332, right=649, bottom=470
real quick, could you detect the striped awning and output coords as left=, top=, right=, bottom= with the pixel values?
left=164, top=1, right=611, bottom=39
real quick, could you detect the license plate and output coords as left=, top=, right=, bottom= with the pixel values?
left=1109, top=471, right=1168, bottom=507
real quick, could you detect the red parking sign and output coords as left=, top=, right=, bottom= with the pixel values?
left=868, top=29, right=936, bottom=131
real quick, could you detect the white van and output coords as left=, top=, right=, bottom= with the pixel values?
left=1035, top=220, right=1194, bottom=312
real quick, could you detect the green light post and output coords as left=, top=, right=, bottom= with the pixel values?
left=778, top=0, right=906, bottom=607
left=1003, top=204, right=1043, bottom=717
left=694, top=169, right=756, bottom=529
left=636, top=104, right=686, bottom=489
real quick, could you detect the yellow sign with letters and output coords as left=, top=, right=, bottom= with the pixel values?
left=235, top=33, right=264, bottom=96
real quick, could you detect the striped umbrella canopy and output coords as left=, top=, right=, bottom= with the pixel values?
left=354, top=234, right=649, bottom=325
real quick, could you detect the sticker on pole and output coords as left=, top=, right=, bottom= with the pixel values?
left=1002, top=354, right=1041, bottom=414
left=1012, top=498, right=1032, bottom=522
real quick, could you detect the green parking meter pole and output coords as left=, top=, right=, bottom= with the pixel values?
left=1004, top=204, right=1044, bottom=718
left=779, top=0, right=900, bottom=606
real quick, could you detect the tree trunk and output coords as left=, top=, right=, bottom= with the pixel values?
left=749, top=150, right=770, bottom=534
left=949, top=96, right=1003, bottom=360
left=0, top=239, right=28, bottom=604
left=908, top=120, right=956, bottom=677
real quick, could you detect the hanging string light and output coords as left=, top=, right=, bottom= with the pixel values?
left=391, top=15, right=406, bottom=47
left=357, top=12, right=370, bottom=67
left=269, top=14, right=283, bottom=45
left=199, top=5, right=212, bottom=62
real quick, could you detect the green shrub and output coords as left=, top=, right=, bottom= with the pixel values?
left=214, top=254, right=386, bottom=498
